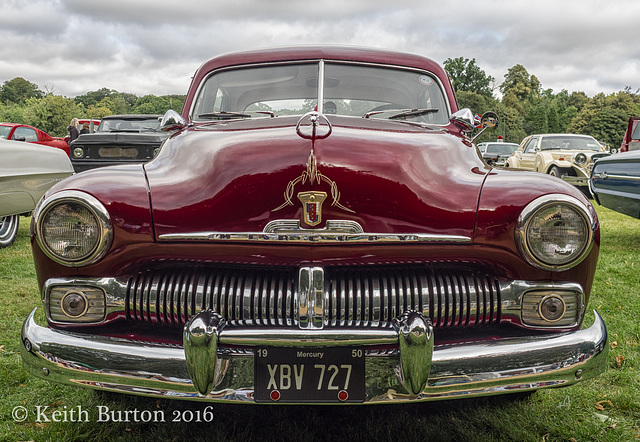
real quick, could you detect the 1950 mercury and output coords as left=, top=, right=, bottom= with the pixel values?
left=21, top=47, right=607, bottom=404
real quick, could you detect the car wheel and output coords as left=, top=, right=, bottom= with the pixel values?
left=0, top=215, right=19, bottom=248
left=549, top=166, right=567, bottom=178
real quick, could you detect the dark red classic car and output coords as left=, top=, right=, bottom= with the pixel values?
left=21, top=47, right=607, bottom=404
left=0, top=123, right=70, bottom=156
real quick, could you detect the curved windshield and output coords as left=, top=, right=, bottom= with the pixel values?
left=539, top=136, right=603, bottom=151
left=191, top=61, right=449, bottom=124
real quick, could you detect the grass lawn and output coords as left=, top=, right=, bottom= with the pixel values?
left=0, top=207, right=638, bottom=441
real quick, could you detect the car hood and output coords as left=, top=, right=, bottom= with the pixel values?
left=144, top=118, right=488, bottom=239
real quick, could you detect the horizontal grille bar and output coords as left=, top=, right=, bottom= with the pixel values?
left=126, top=265, right=501, bottom=328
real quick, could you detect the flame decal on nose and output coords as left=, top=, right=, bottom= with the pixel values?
left=273, top=148, right=354, bottom=216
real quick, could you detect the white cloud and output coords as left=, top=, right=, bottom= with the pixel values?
left=0, top=0, right=638, bottom=98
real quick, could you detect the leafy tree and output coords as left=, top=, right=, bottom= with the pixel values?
left=86, top=103, right=116, bottom=119
left=499, top=65, right=540, bottom=103
left=0, top=77, right=43, bottom=104
left=568, top=92, right=636, bottom=147
left=566, top=91, right=589, bottom=112
left=525, top=105, right=548, bottom=134
left=132, top=95, right=185, bottom=114
left=443, top=57, right=495, bottom=98
left=547, top=106, right=561, bottom=133
left=455, top=90, right=489, bottom=116
left=0, top=102, right=25, bottom=124
left=494, top=102, right=526, bottom=143
left=74, top=88, right=117, bottom=107
left=22, top=95, right=84, bottom=137
left=94, top=96, right=130, bottom=115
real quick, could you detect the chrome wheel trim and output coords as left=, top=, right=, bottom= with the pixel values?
left=0, top=215, right=19, bottom=248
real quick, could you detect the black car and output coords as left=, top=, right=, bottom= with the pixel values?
left=477, top=141, right=519, bottom=166
left=590, top=150, right=640, bottom=218
left=69, top=114, right=169, bottom=172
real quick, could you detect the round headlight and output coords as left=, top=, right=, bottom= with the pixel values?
left=517, top=195, right=595, bottom=271
left=573, top=152, right=588, bottom=166
left=34, top=191, right=112, bottom=266
left=73, top=147, right=84, bottom=158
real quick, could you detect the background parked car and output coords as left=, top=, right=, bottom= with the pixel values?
left=0, top=138, right=73, bottom=247
left=0, top=122, right=70, bottom=156
left=590, top=150, right=640, bottom=218
left=476, top=141, right=519, bottom=166
left=619, top=116, right=640, bottom=152
left=505, top=133, right=609, bottom=192
left=69, top=114, right=169, bottom=172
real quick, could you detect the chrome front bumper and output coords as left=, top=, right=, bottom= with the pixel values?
left=21, top=308, right=608, bottom=404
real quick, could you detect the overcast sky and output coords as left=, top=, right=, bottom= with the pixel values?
left=1, top=0, right=637, bottom=100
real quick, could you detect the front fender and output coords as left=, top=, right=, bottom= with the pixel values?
left=505, top=156, right=520, bottom=168
left=542, top=159, right=573, bottom=173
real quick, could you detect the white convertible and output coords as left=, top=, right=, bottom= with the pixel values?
left=0, top=138, right=73, bottom=247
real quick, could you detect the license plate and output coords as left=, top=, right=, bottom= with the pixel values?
left=254, top=347, right=365, bottom=403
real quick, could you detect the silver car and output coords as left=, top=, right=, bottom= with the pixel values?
left=0, top=138, right=73, bottom=247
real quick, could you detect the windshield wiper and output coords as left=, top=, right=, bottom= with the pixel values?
left=198, top=111, right=252, bottom=120
left=364, top=108, right=439, bottom=119
left=388, top=108, right=439, bottom=119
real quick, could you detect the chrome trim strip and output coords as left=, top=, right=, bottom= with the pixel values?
left=21, top=309, right=608, bottom=403
left=158, top=219, right=471, bottom=244
left=593, top=172, right=640, bottom=182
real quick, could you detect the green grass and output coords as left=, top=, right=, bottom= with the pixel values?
left=1, top=208, right=639, bottom=441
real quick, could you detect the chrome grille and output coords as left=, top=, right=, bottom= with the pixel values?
left=325, top=267, right=500, bottom=328
left=126, top=265, right=501, bottom=328
left=127, top=266, right=297, bottom=327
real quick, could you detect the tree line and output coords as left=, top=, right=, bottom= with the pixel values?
left=1, top=60, right=639, bottom=147
left=444, top=57, right=640, bottom=148
left=0, top=77, right=185, bottom=137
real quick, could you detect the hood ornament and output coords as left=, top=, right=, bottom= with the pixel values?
left=295, top=111, right=332, bottom=140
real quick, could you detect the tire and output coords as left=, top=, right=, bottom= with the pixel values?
left=548, top=166, right=568, bottom=178
left=0, top=215, right=19, bottom=248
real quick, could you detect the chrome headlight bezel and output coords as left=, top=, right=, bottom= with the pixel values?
left=572, top=152, right=588, bottom=167
left=34, top=190, right=113, bottom=267
left=516, top=194, right=596, bottom=271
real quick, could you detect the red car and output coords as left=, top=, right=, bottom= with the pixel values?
left=0, top=123, right=70, bottom=156
left=620, top=116, right=640, bottom=152
left=21, top=47, right=607, bottom=405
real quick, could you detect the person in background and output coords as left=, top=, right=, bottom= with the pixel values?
left=79, top=122, right=90, bottom=135
left=67, top=118, right=79, bottom=144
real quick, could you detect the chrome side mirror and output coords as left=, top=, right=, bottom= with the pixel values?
left=450, top=108, right=475, bottom=131
left=479, top=111, right=498, bottom=129
left=471, top=111, right=499, bottom=142
left=160, top=109, right=187, bottom=132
